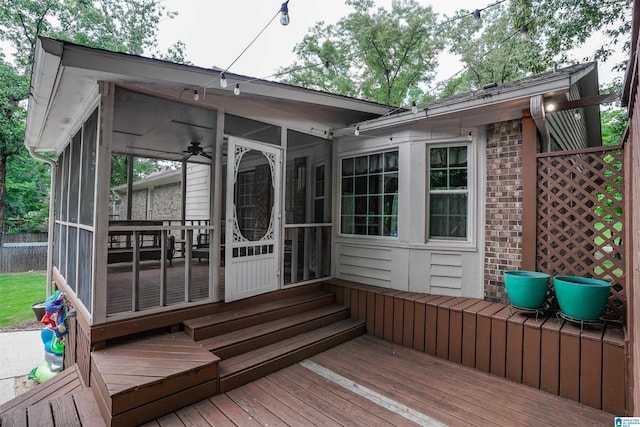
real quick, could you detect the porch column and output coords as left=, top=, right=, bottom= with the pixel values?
left=93, top=81, right=116, bottom=324
left=211, top=110, right=224, bottom=301
left=521, top=109, right=537, bottom=271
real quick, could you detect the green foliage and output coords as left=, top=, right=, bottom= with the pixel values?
left=110, top=155, right=160, bottom=188
left=279, top=0, right=443, bottom=106
left=442, top=0, right=632, bottom=93
left=0, top=0, right=181, bottom=236
left=5, top=147, right=50, bottom=232
left=601, top=108, right=628, bottom=146
left=0, top=273, right=46, bottom=327
left=441, top=3, right=547, bottom=94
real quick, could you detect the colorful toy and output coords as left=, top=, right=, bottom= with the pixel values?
left=29, top=290, right=69, bottom=383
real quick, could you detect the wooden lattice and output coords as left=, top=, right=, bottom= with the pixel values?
left=537, top=147, right=625, bottom=322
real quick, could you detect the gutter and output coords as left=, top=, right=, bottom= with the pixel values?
left=27, top=147, right=57, bottom=298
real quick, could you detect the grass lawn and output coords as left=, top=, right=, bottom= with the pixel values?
left=0, top=273, right=46, bottom=327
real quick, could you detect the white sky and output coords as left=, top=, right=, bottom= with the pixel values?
left=155, top=0, right=625, bottom=87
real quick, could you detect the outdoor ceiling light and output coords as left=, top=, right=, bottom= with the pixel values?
left=546, top=102, right=556, bottom=112
left=280, top=1, right=290, bottom=26
left=220, top=73, right=228, bottom=88
left=234, top=83, right=241, bottom=96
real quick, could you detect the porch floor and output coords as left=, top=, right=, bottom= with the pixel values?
left=142, top=334, right=612, bottom=427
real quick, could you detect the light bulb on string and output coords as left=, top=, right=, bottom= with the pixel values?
left=574, top=109, right=582, bottom=120
left=193, top=89, right=199, bottom=101
left=280, top=1, right=290, bottom=26
left=354, top=126, right=360, bottom=136
left=411, top=102, right=418, bottom=115
left=520, top=24, right=530, bottom=41
left=220, top=73, right=228, bottom=88
left=473, top=9, right=482, bottom=29
left=234, top=83, right=240, bottom=96
left=323, top=60, right=331, bottom=76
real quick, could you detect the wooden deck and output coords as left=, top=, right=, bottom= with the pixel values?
left=0, top=365, right=105, bottom=427
left=90, top=331, right=219, bottom=426
left=141, top=335, right=613, bottom=427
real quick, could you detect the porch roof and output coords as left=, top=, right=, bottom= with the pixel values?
left=26, top=37, right=394, bottom=154
left=334, top=62, right=604, bottom=149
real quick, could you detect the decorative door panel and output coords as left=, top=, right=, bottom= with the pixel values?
left=225, top=137, right=281, bottom=302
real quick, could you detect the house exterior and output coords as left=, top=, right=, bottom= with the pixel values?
left=20, top=35, right=631, bottom=423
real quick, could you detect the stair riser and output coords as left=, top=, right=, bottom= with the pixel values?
left=218, top=324, right=366, bottom=393
left=213, top=309, right=350, bottom=359
left=190, top=295, right=336, bottom=340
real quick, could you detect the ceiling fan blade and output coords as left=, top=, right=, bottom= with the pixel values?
left=126, top=146, right=179, bottom=155
left=180, top=153, right=193, bottom=162
left=200, top=152, right=213, bottom=159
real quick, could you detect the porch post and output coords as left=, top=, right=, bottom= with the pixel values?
left=93, top=81, right=115, bottom=325
left=521, top=109, right=537, bottom=271
left=211, top=110, right=224, bottom=301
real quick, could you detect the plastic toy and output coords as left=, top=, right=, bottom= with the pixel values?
left=30, top=290, right=69, bottom=383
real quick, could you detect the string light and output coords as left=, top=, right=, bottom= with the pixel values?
left=473, top=9, right=482, bottom=28
left=193, top=89, right=199, bottom=101
left=573, top=109, right=582, bottom=120
left=354, top=126, right=360, bottom=136
left=280, top=1, right=290, bottom=26
left=520, top=24, right=530, bottom=41
left=323, top=60, right=331, bottom=76
left=234, top=83, right=241, bottom=96
left=411, top=102, right=418, bottom=115
left=220, top=73, right=228, bottom=88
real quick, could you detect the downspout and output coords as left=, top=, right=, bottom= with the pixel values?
left=27, top=146, right=57, bottom=298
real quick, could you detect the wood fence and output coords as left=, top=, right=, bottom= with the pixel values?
left=0, top=233, right=48, bottom=273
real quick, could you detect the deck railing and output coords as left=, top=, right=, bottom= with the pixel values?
left=106, top=222, right=215, bottom=317
left=284, top=224, right=331, bottom=285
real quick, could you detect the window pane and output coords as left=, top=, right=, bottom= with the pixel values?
left=430, top=148, right=447, bottom=168
left=449, top=146, right=468, bottom=167
left=342, top=158, right=354, bottom=176
left=430, top=170, right=447, bottom=189
left=341, top=150, right=398, bottom=237
left=355, top=156, right=368, bottom=175
left=449, top=169, right=467, bottom=189
left=69, top=132, right=81, bottom=223
left=429, top=194, right=468, bottom=239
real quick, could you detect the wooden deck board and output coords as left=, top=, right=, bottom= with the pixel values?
left=145, top=334, right=613, bottom=427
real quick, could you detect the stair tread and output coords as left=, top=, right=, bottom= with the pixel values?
left=219, top=318, right=365, bottom=377
left=184, top=291, right=333, bottom=330
left=199, top=304, right=349, bottom=352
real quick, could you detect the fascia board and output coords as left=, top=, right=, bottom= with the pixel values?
left=58, top=42, right=391, bottom=116
left=332, top=74, right=573, bottom=136
left=25, top=39, right=64, bottom=149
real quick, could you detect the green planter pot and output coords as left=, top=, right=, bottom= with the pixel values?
left=503, top=271, right=550, bottom=309
left=553, top=276, right=611, bottom=321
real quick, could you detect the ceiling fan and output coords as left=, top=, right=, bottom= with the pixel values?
left=181, top=141, right=212, bottom=161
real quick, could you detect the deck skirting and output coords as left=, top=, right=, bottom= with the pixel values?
left=324, top=279, right=628, bottom=416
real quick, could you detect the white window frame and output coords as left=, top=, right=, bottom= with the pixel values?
left=426, top=142, right=473, bottom=244
left=338, top=148, right=399, bottom=238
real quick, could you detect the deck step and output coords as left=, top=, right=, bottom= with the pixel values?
left=90, top=331, right=219, bottom=426
left=218, top=318, right=366, bottom=393
left=184, top=290, right=336, bottom=341
left=199, top=304, right=350, bottom=359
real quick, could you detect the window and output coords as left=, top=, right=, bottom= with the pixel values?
left=341, top=150, right=398, bottom=236
left=428, top=145, right=469, bottom=240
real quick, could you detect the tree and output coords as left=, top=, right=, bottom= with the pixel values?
left=279, top=0, right=443, bottom=106
left=439, top=3, right=546, bottom=95
left=440, top=0, right=632, bottom=94
left=0, top=0, right=182, bottom=241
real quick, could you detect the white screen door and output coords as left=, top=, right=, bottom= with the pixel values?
left=225, top=137, right=281, bottom=302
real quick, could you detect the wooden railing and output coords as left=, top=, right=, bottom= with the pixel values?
left=106, top=222, right=215, bottom=318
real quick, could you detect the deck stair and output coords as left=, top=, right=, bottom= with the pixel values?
left=89, top=331, right=219, bottom=426
left=183, top=286, right=366, bottom=393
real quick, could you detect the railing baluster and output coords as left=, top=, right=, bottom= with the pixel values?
left=132, top=231, right=140, bottom=312
left=160, top=230, right=167, bottom=306
left=185, top=229, right=193, bottom=303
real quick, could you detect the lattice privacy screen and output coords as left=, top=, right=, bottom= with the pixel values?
left=537, top=148, right=625, bottom=321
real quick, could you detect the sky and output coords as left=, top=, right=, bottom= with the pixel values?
left=155, top=0, right=625, bottom=87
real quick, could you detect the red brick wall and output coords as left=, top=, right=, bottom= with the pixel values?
left=484, top=120, right=524, bottom=302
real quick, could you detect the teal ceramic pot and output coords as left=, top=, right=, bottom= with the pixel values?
left=553, top=276, right=611, bottom=321
left=503, top=271, right=550, bottom=309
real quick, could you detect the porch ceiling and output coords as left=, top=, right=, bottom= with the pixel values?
left=26, top=38, right=393, bottom=154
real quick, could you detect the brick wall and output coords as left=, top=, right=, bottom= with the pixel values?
left=152, top=183, right=182, bottom=220
left=484, top=119, right=524, bottom=302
